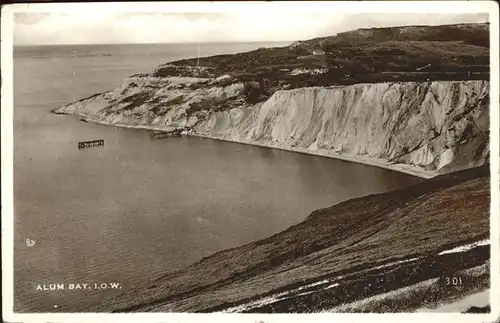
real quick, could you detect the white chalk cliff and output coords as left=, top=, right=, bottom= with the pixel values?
left=55, top=75, right=490, bottom=178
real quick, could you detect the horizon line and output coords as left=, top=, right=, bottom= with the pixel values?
left=13, top=40, right=295, bottom=47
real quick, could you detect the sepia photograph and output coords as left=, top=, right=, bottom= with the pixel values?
left=1, top=1, right=499, bottom=322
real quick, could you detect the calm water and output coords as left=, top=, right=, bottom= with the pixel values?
left=13, top=43, right=423, bottom=312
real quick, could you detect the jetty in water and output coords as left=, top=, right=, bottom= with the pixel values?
left=78, top=140, right=104, bottom=149
left=151, top=129, right=183, bottom=139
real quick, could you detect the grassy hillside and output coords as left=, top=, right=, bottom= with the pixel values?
left=165, top=23, right=489, bottom=74
left=149, top=23, right=489, bottom=106
left=306, top=23, right=489, bottom=47
left=90, top=165, right=490, bottom=313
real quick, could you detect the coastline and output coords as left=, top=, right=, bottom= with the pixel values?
left=194, top=134, right=437, bottom=179
left=58, top=111, right=436, bottom=179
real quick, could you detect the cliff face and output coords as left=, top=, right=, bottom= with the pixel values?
left=55, top=76, right=490, bottom=176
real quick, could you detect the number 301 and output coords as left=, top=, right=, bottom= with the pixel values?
left=445, top=277, right=463, bottom=285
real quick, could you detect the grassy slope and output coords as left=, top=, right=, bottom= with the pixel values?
left=328, top=263, right=490, bottom=313
left=165, top=23, right=489, bottom=75
left=91, top=165, right=490, bottom=312
left=148, top=22, right=489, bottom=108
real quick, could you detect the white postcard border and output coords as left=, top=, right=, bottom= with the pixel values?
left=2, top=1, right=499, bottom=322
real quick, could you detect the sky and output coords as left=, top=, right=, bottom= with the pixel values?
left=13, top=12, right=489, bottom=45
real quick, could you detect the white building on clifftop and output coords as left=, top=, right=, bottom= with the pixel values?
left=289, top=41, right=302, bottom=49
left=312, top=49, right=325, bottom=55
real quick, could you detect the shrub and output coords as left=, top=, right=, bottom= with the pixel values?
left=153, top=66, right=180, bottom=78
left=463, top=35, right=490, bottom=48
left=185, top=97, right=226, bottom=116
left=120, top=92, right=150, bottom=110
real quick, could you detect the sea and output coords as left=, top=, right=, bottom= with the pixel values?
left=12, top=42, right=423, bottom=312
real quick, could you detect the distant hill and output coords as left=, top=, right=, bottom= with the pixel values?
left=152, top=22, right=489, bottom=105
left=301, top=23, right=489, bottom=48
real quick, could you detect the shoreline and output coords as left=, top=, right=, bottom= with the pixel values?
left=195, top=134, right=436, bottom=179
left=57, top=111, right=436, bottom=179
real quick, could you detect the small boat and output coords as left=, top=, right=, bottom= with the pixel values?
left=80, top=118, right=88, bottom=123
left=150, top=131, right=168, bottom=139
left=151, top=129, right=182, bottom=139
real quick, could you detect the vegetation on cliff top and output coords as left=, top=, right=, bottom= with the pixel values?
left=150, top=23, right=489, bottom=105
